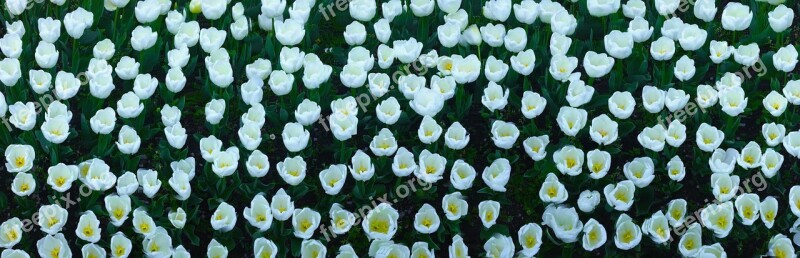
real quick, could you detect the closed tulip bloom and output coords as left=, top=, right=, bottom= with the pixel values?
left=109, top=232, right=133, bottom=258
left=11, top=173, right=34, bottom=197
left=553, top=145, right=584, bottom=176
left=761, top=149, right=784, bottom=178
left=736, top=141, right=762, bottom=169
left=700, top=201, right=735, bottom=238
left=719, top=87, right=748, bottom=116
left=115, top=125, right=140, bottom=154
left=608, top=91, right=635, bottom=119
left=482, top=81, right=509, bottom=111
left=292, top=208, right=321, bottom=239
left=47, top=163, right=79, bottom=193
left=539, top=173, right=568, bottom=204
left=696, top=84, right=719, bottom=108
left=53, top=71, right=80, bottom=100
left=36, top=234, right=70, bottom=258
left=40, top=118, right=69, bottom=144
left=773, top=45, right=799, bottom=73
left=442, top=192, right=468, bottom=221
left=482, top=0, right=511, bottom=21
left=604, top=30, right=633, bottom=59
left=399, top=74, right=425, bottom=99
left=34, top=42, right=59, bottom=69
left=5, top=21, right=24, bottom=37
left=211, top=202, right=237, bottom=232
left=281, top=123, right=309, bottom=152
left=203, top=98, right=225, bottom=125
left=416, top=116, right=442, bottom=144
left=665, top=88, right=690, bottom=112
left=431, top=75, right=456, bottom=100
left=28, top=70, right=52, bottom=94
left=277, top=156, right=306, bottom=185
left=115, top=171, right=138, bottom=196
left=413, top=204, right=440, bottom=234
left=502, top=27, right=527, bottom=53
left=764, top=91, right=789, bottom=118
left=548, top=32, right=571, bottom=56
left=163, top=123, right=187, bottom=149
left=443, top=122, right=470, bottom=150
left=349, top=150, right=375, bottom=181
left=784, top=80, right=800, bottom=104
left=523, top=135, right=549, bottom=161
left=329, top=114, right=358, bottom=141
left=411, top=88, right=446, bottom=117
left=92, top=39, right=116, bottom=61
left=341, top=21, right=367, bottom=46
left=768, top=5, right=794, bottom=32
left=721, top=2, right=752, bottom=31
left=115, top=56, right=140, bottom=80
left=603, top=180, right=635, bottom=211
left=134, top=0, right=160, bottom=23
left=641, top=86, right=665, bottom=113
left=90, top=107, right=116, bottom=135
left=0, top=58, right=22, bottom=86
left=763, top=122, right=786, bottom=147
left=484, top=56, right=509, bottom=82
left=318, top=164, right=347, bottom=195
left=449, top=160, right=476, bottom=190
left=733, top=43, right=760, bottom=66
left=660, top=18, right=684, bottom=40
left=411, top=0, right=435, bottom=16
left=64, top=8, right=93, bottom=38
left=38, top=204, right=68, bottom=235
left=627, top=17, right=653, bottom=43
left=394, top=38, right=424, bottom=64
left=548, top=54, right=578, bottom=82
left=576, top=190, right=601, bottom=213
left=327, top=204, right=356, bottom=235
left=586, top=0, right=619, bottom=17
left=416, top=150, right=447, bottom=184
left=624, top=157, right=655, bottom=188
left=362, top=203, right=399, bottom=240
left=142, top=228, right=173, bottom=257
left=293, top=99, right=321, bottom=126
left=137, top=169, right=161, bottom=198
left=130, top=26, right=157, bottom=51
left=451, top=54, right=481, bottom=84
left=8, top=102, right=36, bottom=131
left=542, top=205, right=582, bottom=243
left=550, top=10, right=577, bottom=35
left=230, top=18, right=249, bottom=40
left=513, top=0, right=539, bottom=24
left=614, top=214, right=642, bottom=250
left=482, top=158, right=511, bottom=192
left=709, top=40, right=733, bottom=63
left=673, top=56, right=696, bottom=82
left=0, top=34, right=22, bottom=59
left=711, top=173, right=740, bottom=202
left=477, top=200, right=500, bottom=228
left=584, top=149, right=610, bottom=179
left=520, top=91, right=546, bottom=119
left=650, top=37, right=675, bottom=61
left=760, top=197, right=778, bottom=228
left=392, top=147, right=417, bottom=177
left=556, top=106, right=588, bottom=136
left=619, top=0, right=644, bottom=17
left=667, top=156, right=686, bottom=181
left=370, top=128, right=398, bottom=156
left=75, top=211, right=101, bottom=243
left=583, top=51, right=614, bottom=78
left=490, top=121, right=519, bottom=149
left=708, top=148, right=737, bottom=174
left=198, top=27, right=227, bottom=53
left=565, top=79, right=594, bottom=107
left=641, top=211, right=670, bottom=244
left=693, top=0, right=717, bottom=22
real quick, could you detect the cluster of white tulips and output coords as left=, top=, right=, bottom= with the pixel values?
left=1, top=0, right=799, bottom=256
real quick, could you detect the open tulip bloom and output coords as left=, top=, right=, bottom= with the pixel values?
left=1, top=0, right=799, bottom=256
